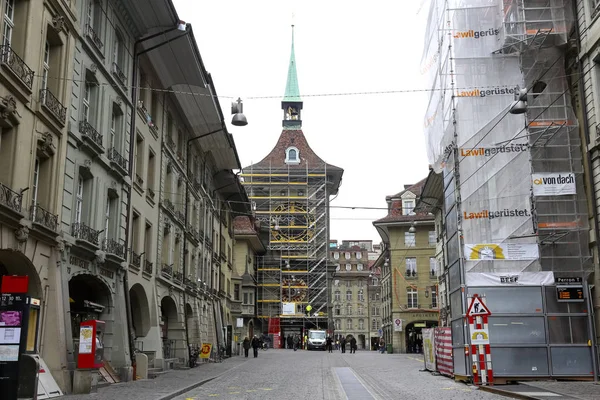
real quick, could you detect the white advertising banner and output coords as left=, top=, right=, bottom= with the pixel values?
left=464, top=243, right=539, bottom=260
left=466, top=272, right=555, bottom=286
left=532, top=173, right=576, bottom=196
left=423, top=328, right=436, bottom=371
left=282, top=302, right=295, bottom=315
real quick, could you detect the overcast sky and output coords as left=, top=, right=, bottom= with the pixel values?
left=173, top=0, right=430, bottom=244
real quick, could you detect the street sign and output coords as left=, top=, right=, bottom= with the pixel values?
left=471, top=328, right=490, bottom=345
left=394, top=318, right=403, bottom=332
left=466, top=295, right=491, bottom=317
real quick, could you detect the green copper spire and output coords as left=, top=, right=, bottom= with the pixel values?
left=283, top=25, right=301, bottom=102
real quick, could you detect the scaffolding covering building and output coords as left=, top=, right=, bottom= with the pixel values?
left=423, top=0, right=595, bottom=380
left=240, top=27, right=343, bottom=339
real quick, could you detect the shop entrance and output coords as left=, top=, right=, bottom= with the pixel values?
left=160, top=296, right=179, bottom=359
left=68, top=274, right=112, bottom=361
left=129, top=284, right=150, bottom=350
left=405, top=321, right=437, bottom=353
left=0, top=253, right=44, bottom=354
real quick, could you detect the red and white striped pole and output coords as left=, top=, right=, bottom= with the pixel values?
left=467, top=295, right=493, bottom=386
left=483, top=314, right=493, bottom=385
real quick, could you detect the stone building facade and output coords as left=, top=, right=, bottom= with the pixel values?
left=60, top=0, right=134, bottom=381
left=231, top=216, right=265, bottom=348
left=0, top=0, right=250, bottom=393
left=373, top=180, right=439, bottom=354
left=573, top=0, right=600, bottom=353
left=330, top=243, right=375, bottom=350
left=0, top=0, right=76, bottom=392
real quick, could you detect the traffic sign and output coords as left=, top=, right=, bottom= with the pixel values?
left=471, top=328, right=490, bottom=345
left=466, top=295, right=491, bottom=317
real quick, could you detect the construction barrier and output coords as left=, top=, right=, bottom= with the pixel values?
left=434, top=327, right=453, bottom=378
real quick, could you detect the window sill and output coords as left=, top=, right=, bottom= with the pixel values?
left=133, top=180, right=144, bottom=197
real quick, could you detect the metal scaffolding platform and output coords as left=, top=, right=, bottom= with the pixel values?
left=241, top=162, right=331, bottom=323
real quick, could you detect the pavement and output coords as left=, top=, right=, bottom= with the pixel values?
left=60, top=357, right=247, bottom=400
left=58, top=350, right=600, bottom=400
left=479, top=381, right=600, bottom=400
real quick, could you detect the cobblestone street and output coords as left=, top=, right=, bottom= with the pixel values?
left=172, top=350, right=503, bottom=400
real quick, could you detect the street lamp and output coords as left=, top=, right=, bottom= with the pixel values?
left=231, top=98, right=248, bottom=126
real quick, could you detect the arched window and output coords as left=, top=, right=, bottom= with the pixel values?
left=346, top=290, right=352, bottom=301
left=346, top=304, right=352, bottom=315
left=285, top=146, right=300, bottom=164
left=335, top=291, right=340, bottom=301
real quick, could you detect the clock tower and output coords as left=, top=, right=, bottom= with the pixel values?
left=240, top=25, right=343, bottom=341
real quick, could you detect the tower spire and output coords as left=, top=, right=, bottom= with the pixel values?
left=283, top=25, right=301, bottom=102
left=282, top=24, right=303, bottom=128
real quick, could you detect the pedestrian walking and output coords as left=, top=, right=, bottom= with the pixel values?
left=335, top=340, right=339, bottom=350
left=326, top=336, right=333, bottom=353
left=287, top=335, right=293, bottom=349
left=293, top=334, right=300, bottom=351
left=243, top=337, right=250, bottom=358
left=350, top=336, right=357, bottom=354
left=251, top=335, right=260, bottom=358
left=378, top=338, right=385, bottom=354
left=340, top=337, right=346, bottom=353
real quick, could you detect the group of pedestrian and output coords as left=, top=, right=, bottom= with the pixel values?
left=334, top=336, right=357, bottom=354
left=284, top=334, right=301, bottom=351
left=242, top=336, right=262, bottom=358
left=243, top=334, right=384, bottom=357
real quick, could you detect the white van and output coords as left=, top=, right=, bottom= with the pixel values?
left=307, top=329, right=327, bottom=350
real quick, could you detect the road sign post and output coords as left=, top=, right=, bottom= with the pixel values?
left=466, top=294, right=493, bottom=386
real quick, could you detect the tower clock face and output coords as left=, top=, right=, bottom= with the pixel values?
left=271, top=202, right=314, bottom=241
left=282, top=277, right=307, bottom=302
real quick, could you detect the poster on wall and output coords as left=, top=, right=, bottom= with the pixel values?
left=78, top=326, right=93, bottom=354
left=282, top=302, right=295, bottom=315
left=532, top=173, right=576, bottom=196
left=0, top=310, right=22, bottom=326
left=464, top=243, right=539, bottom=260
left=422, top=328, right=436, bottom=371
left=0, top=344, right=19, bottom=361
left=0, top=327, right=20, bottom=344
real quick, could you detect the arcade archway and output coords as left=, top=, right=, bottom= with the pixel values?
left=0, top=251, right=44, bottom=354
left=160, top=296, right=179, bottom=359
left=0, top=250, right=43, bottom=299
left=68, top=274, right=113, bottom=360
left=129, top=284, right=150, bottom=338
left=405, top=321, right=437, bottom=354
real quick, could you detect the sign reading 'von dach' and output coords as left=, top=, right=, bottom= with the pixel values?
left=532, top=173, right=576, bottom=196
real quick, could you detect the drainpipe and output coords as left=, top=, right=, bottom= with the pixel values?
left=123, top=25, right=190, bottom=378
